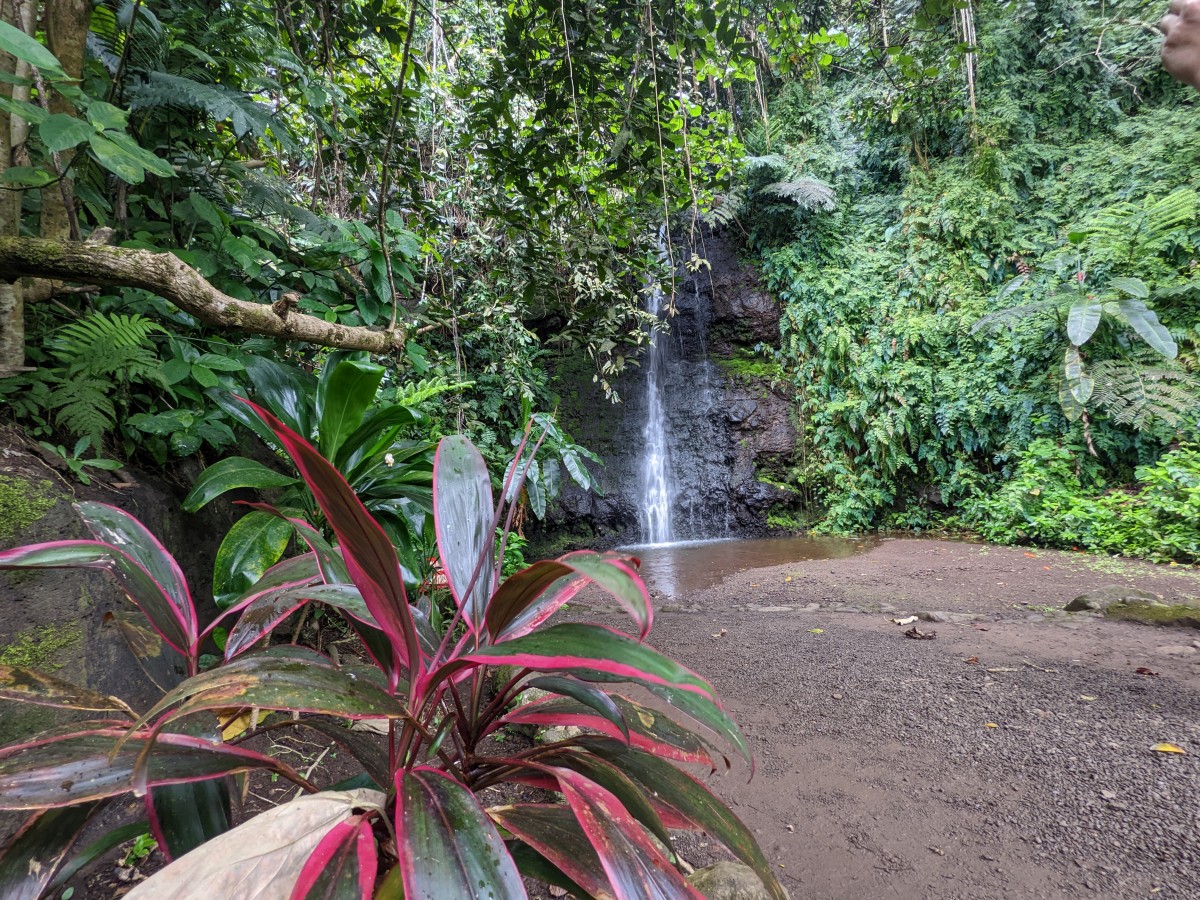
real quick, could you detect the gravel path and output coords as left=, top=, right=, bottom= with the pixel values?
left=578, top=538, right=1200, bottom=899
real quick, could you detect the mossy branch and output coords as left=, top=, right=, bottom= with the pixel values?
left=0, top=237, right=405, bottom=353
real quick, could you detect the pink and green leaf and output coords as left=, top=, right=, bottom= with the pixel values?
left=240, top=399, right=420, bottom=687
left=433, top=435, right=495, bottom=634
left=492, top=806, right=613, bottom=900
left=291, top=815, right=378, bottom=900
left=0, top=802, right=99, bottom=900
left=394, top=766, right=525, bottom=900
left=0, top=540, right=190, bottom=655
left=0, top=665, right=133, bottom=716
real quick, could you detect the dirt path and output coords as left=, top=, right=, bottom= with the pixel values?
left=578, top=539, right=1200, bottom=900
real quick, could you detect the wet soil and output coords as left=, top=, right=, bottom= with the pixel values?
left=574, top=538, right=1200, bottom=899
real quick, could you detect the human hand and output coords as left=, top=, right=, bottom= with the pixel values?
left=1161, top=0, right=1200, bottom=89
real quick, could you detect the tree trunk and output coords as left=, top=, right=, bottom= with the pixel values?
left=0, top=0, right=27, bottom=374
left=41, top=0, right=90, bottom=241
left=0, top=237, right=407, bottom=353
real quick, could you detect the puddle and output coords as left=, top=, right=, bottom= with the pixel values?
left=621, top=534, right=879, bottom=597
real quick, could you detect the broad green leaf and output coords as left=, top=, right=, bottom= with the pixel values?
left=434, top=435, right=495, bottom=633
left=505, top=839, right=598, bottom=900
left=0, top=664, right=132, bottom=715
left=0, top=21, right=67, bottom=78
left=1066, top=295, right=1101, bottom=346
left=0, top=165, right=53, bottom=186
left=316, top=354, right=385, bottom=461
left=1058, top=381, right=1086, bottom=421
left=150, top=779, right=231, bottom=860
left=182, top=456, right=300, bottom=512
left=0, top=94, right=48, bottom=124
left=1110, top=276, right=1149, bottom=299
left=1117, top=298, right=1178, bottom=359
left=520, top=675, right=629, bottom=740
left=213, top=511, right=294, bottom=608
left=395, top=767, right=525, bottom=899
left=243, top=356, right=316, bottom=437
left=0, top=803, right=98, bottom=900
left=125, top=789, right=385, bottom=900
left=38, top=113, right=93, bottom=153
left=88, top=133, right=146, bottom=184
left=86, top=100, right=129, bottom=131
left=577, top=738, right=788, bottom=900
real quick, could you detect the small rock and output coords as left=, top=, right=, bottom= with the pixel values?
left=1065, top=586, right=1162, bottom=613
left=537, top=725, right=584, bottom=743
left=756, top=606, right=794, bottom=613
left=920, top=611, right=951, bottom=623
left=687, top=862, right=784, bottom=900
left=832, top=693, right=843, bottom=700
left=1156, top=644, right=1198, bottom=657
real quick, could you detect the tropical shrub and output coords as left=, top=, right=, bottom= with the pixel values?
left=0, top=403, right=782, bottom=898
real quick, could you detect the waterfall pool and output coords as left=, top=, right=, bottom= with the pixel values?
left=620, top=534, right=880, bottom=598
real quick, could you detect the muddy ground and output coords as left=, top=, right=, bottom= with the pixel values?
left=575, top=538, right=1200, bottom=900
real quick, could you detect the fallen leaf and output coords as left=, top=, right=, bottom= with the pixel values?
left=929, top=846, right=945, bottom=856
left=1042, top=566, right=1052, bottom=571
left=1023, top=552, right=1037, bottom=558
left=219, top=711, right=253, bottom=741
left=750, top=583, right=760, bottom=588
left=1152, top=743, right=1186, bottom=755
left=1135, top=667, right=1160, bottom=677
left=711, top=628, right=727, bottom=639
left=965, top=656, right=979, bottom=664
left=785, top=824, right=795, bottom=833
left=985, top=722, right=999, bottom=728
left=904, top=626, right=936, bottom=640
left=987, top=666, right=1018, bottom=672
left=1079, top=696, right=1098, bottom=702
left=808, top=628, right=825, bottom=634
left=785, top=576, right=793, bottom=583
left=893, top=615, right=918, bottom=626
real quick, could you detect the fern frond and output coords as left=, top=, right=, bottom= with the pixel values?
left=47, top=378, right=117, bottom=445
left=742, top=153, right=789, bottom=171
left=763, top=178, right=836, bottom=211
left=970, top=300, right=1059, bottom=333
left=394, top=376, right=474, bottom=407
left=701, top=186, right=746, bottom=228
left=50, top=312, right=164, bottom=383
left=128, top=72, right=293, bottom=149
left=1091, top=360, right=1200, bottom=429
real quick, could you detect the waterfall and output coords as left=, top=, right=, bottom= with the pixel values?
left=640, top=237, right=673, bottom=545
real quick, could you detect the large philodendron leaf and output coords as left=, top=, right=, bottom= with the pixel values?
left=242, top=399, right=421, bottom=688
left=0, top=803, right=98, bottom=900
left=292, top=814, right=379, bottom=900
left=486, top=552, right=651, bottom=641
left=181, top=456, right=300, bottom=512
left=124, top=789, right=385, bottom=899
left=0, top=724, right=304, bottom=809
left=213, top=510, right=295, bottom=608
left=433, top=434, right=495, bottom=634
left=575, top=737, right=788, bottom=900
left=0, top=665, right=133, bottom=715
left=394, top=767, right=526, bottom=899
left=315, top=353, right=386, bottom=461
left=0, top=540, right=191, bottom=655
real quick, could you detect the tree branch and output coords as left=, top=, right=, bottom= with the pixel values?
left=0, top=237, right=405, bottom=353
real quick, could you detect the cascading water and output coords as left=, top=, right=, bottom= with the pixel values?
left=640, top=239, right=674, bottom=544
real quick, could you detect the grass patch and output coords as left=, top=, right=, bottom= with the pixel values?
left=1103, top=602, right=1200, bottom=629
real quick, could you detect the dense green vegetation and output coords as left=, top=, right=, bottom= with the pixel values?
left=743, top=1, right=1200, bottom=560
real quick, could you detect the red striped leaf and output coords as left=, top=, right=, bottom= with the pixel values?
left=394, top=766, right=525, bottom=899
left=491, top=805, right=614, bottom=900
left=240, top=399, right=420, bottom=689
left=291, top=815, right=378, bottom=900
left=433, top=435, right=495, bottom=634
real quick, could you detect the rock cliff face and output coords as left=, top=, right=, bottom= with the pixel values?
left=538, top=230, right=796, bottom=550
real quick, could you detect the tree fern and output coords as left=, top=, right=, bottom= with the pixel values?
left=1077, top=188, right=1197, bottom=262
left=762, top=178, right=836, bottom=211
left=1090, top=360, right=1199, bottom=429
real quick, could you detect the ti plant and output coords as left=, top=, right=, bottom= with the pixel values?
left=183, top=351, right=436, bottom=605
left=0, top=401, right=785, bottom=899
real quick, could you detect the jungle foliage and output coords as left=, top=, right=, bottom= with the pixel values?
left=735, top=0, right=1200, bottom=559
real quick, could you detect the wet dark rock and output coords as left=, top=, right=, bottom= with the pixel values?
left=1065, top=586, right=1164, bottom=612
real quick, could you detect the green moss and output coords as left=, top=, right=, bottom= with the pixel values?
left=0, top=623, right=83, bottom=671
left=1103, top=602, right=1200, bottom=629
left=716, top=348, right=783, bottom=384
left=0, top=475, right=59, bottom=543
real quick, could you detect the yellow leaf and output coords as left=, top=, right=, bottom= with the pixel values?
left=808, top=628, right=824, bottom=634
left=220, top=710, right=253, bottom=741
left=1079, top=696, right=1098, bottom=702
left=785, top=576, right=793, bottom=582
left=984, top=722, right=998, bottom=728
left=1152, top=742, right=1187, bottom=754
